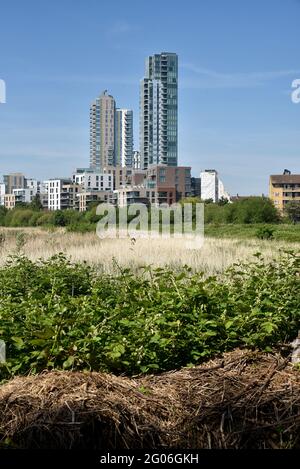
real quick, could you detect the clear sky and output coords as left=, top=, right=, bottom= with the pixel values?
left=0, top=0, right=299, bottom=195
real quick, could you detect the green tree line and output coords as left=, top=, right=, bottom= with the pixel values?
left=0, top=196, right=299, bottom=231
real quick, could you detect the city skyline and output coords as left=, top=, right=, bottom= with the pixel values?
left=0, top=0, right=300, bottom=195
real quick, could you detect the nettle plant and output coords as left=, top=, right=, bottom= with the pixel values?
left=0, top=251, right=299, bottom=381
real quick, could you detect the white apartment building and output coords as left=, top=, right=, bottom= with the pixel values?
left=13, top=178, right=39, bottom=204
left=200, top=170, right=219, bottom=203
left=115, top=109, right=133, bottom=167
left=46, top=179, right=81, bottom=211
left=26, top=178, right=39, bottom=194
left=73, top=171, right=113, bottom=192
left=13, top=188, right=32, bottom=204
left=218, top=179, right=231, bottom=201
left=46, top=179, right=69, bottom=211
left=0, top=183, right=5, bottom=206
left=47, top=179, right=62, bottom=211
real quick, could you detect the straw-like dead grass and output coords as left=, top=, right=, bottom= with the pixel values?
left=0, top=227, right=298, bottom=275
left=0, top=350, right=299, bottom=449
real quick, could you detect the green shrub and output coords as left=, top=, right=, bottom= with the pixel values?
left=35, top=212, right=55, bottom=226
left=15, top=232, right=27, bottom=253
left=10, top=209, right=35, bottom=227
left=256, top=226, right=275, bottom=240
left=53, top=210, right=67, bottom=227
left=0, top=251, right=298, bottom=380
left=66, top=222, right=95, bottom=233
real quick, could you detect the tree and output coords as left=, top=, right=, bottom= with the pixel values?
left=30, top=194, right=43, bottom=211
left=53, top=210, right=67, bottom=227
left=0, top=206, right=7, bottom=225
left=218, top=197, right=229, bottom=206
left=179, top=196, right=201, bottom=205
left=232, top=197, right=279, bottom=224
left=15, top=202, right=30, bottom=209
left=285, top=201, right=300, bottom=224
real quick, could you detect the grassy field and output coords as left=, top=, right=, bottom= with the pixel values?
left=0, top=226, right=299, bottom=275
left=205, top=223, right=300, bottom=242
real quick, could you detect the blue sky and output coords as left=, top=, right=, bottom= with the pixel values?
left=0, top=0, right=299, bottom=195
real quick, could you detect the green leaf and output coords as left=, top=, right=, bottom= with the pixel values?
left=225, top=320, right=234, bottom=329
left=11, top=337, right=24, bottom=349
left=262, top=322, right=276, bottom=334
left=63, top=356, right=75, bottom=369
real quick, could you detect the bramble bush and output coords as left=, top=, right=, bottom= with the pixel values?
left=0, top=251, right=299, bottom=380
left=255, top=226, right=275, bottom=240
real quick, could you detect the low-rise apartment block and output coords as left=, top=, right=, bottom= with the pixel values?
left=73, top=169, right=114, bottom=192
left=115, top=165, right=191, bottom=207
left=1, top=164, right=233, bottom=212
left=269, top=170, right=300, bottom=212
left=3, top=194, right=16, bottom=210
left=46, top=179, right=81, bottom=211
left=77, top=191, right=113, bottom=212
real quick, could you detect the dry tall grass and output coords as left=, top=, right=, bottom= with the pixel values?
left=0, top=227, right=298, bottom=275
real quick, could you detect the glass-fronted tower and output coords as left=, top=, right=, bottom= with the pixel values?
left=140, top=52, right=178, bottom=169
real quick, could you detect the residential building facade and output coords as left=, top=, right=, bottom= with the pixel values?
left=115, top=109, right=133, bottom=167
left=133, top=150, right=141, bottom=169
left=200, top=170, right=219, bottom=202
left=3, top=194, right=16, bottom=210
left=269, top=170, right=300, bottom=212
left=191, top=177, right=201, bottom=198
left=0, top=183, right=5, bottom=206
left=77, top=190, right=112, bottom=212
left=3, top=173, right=25, bottom=194
left=46, top=179, right=80, bottom=211
left=73, top=169, right=113, bottom=192
left=140, top=52, right=178, bottom=169
left=13, top=188, right=33, bottom=204
left=115, top=165, right=191, bottom=207
left=90, top=90, right=116, bottom=170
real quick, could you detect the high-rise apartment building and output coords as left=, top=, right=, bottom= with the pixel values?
left=140, top=52, right=178, bottom=169
left=115, top=109, right=133, bottom=167
left=90, top=90, right=116, bottom=170
left=90, top=91, right=133, bottom=170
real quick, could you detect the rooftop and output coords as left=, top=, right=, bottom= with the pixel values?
left=270, top=174, right=300, bottom=184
